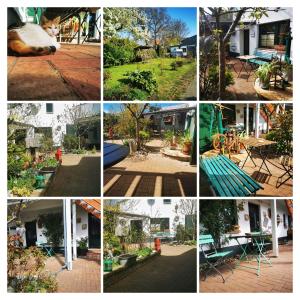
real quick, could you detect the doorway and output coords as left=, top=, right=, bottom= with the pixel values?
left=88, top=213, right=100, bottom=248
left=25, top=220, right=37, bottom=247
left=243, top=29, right=250, bottom=55
left=248, top=203, right=260, bottom=232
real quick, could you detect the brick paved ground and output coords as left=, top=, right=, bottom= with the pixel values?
left=8, top=44, right=100, bottom=100
left=200, top=152, right=292, bottom=197
left=41, top=153, right=101, bottom=197
left=200, top=243, right=293, bottom=293
left=45, top=254, right=101, bottom=293
left=104, top=139, right=197, bottom=197
left=105, top=244, right=197, bottom=293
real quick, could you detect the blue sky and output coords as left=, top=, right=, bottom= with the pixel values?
left=104, top=103, right=183, bottom=113
left=166, top=7, right=197, bottom=37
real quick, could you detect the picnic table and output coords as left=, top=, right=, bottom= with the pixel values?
left=200, top=155, right=263, bottom=197
left=240, top=137, right=277, bottom=177
left=229, top=233, right=272, bottom=276
left=104, top=142, right=129, bottom=169
left=236, top=55, right=257, bottom=80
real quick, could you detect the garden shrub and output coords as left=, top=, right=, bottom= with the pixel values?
left=39, top=213, right=64, bottom=247
left=103, top=70, right=112, bottom=81
left=7, top=144, right=26, bottom=179
left=135, top=247, right=152, bottom=258
left=63, top=135, right=79, bottom=152
left=135, top=48, right=157, bottom=62
left=7, top=235, right=57, bottom=292
left=208, top=65, right=234, bottom=88
left=265, top=110, right=293, bottom=154
left=104, top=37, right=137, bottom=67
left=124, top=70, right=157, bottom=94
left=104, top=84, right=148, bottom=100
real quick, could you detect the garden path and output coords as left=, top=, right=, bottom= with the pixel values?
left=45, top=254, right=100, bottom=292
left=8, top=44, right=100, bottom=100
left=181, top=75, right=197, bottom=100
left=44, top=153, right=100, bottom=197
left=105, top=244, right=197, bottom=293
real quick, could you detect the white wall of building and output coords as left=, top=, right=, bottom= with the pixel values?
left=223, top=200, right=289, bottom=248
left=120, top=199, right=190, bottom=235
left=8, top=200, right=91, bottom=247
left=230, top=8, right=293, bottom=60
left=235, top=104, right=268, bottom=134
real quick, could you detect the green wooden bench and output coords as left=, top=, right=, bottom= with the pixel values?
left=249, top=49, right=277, bottom=66
left=200, top=155, right=263, bottom=197
left=199, top=234, right=233, bottom=283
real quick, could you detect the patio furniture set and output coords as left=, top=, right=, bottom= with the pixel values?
left=200, top=232, right=272, bottom=283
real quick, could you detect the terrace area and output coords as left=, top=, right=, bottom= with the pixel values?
left=104, top=139, right=197, bottom=197
left=200, top=243, right=293, bottom=293
left=8, top=44, right=100, bottom=100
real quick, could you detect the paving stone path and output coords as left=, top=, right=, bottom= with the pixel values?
left=44, top=153, right=100, bottom=197
left=105, top=244, right=197, bottom=293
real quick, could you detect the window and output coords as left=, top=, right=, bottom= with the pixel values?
left=46, top=103, right=53, bottom=114
left=150, top=218, right=169, bottom=232
left=163, top=199, right=171, bottom=205
left=259, top=20, right=290, bottom=49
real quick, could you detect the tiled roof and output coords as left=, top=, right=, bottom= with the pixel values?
left=76, top=199, right=101, bottom=219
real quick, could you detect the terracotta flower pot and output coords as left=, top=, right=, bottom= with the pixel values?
left=182, top=142, right=192, bottom=155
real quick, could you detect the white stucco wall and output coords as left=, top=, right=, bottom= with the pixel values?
left=234, top=104, right=268, bottom=134
left=120, top=199, right=193, bottom=235
left=8, top=200, right=91, bottom=247
left=223, top=200, right=289, bottom=248
left=230, top=8, right=293, bottom=59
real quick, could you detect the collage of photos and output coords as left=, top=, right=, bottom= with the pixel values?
left=5, top=5, right=293, bottom=295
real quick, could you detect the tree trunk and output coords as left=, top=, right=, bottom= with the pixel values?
left=218, top=39, right=226, bottom=99
left=136, top=119, right=140, bottom=150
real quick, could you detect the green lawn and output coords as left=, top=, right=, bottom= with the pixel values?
left=104, top=57, right=197, bottom=100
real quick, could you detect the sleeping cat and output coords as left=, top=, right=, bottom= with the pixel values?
left=8, top=16, right=61, bottom=56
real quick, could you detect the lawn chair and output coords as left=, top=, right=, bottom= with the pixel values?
left=199, top=234, right=233, bottom=283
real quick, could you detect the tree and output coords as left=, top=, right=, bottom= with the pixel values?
left=167, top=19, right=190, bottom=45
left=200, top=7, right=280, bottom=99
left=103, top=8, right=149, bottom=42
left=143, top=8, right=171, bottom=54
left=61, top=104, right=100, bottom=150
left=124, top=104, right=149, bottom=150
left=178, top=199, right=197, bottom=240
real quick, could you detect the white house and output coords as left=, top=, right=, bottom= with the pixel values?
left=229, top=7, right=293, bottom=62
left=8, top=199, right=101, bottom=270
left=115, top=199, right=196, bottom=237
left=200, top=199, right=292, bottom=256
left=8, top=103, right=101, bottom=147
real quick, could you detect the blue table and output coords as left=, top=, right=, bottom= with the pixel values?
left=104, top=142, right=130, bottom=169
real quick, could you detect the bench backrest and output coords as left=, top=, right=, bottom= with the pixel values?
left=199, top=234, right=218, bottom=258
left=254, top=49, right=277, bottom=61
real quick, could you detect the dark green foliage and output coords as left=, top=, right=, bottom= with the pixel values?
left=39, top=213, right=64, bottom=247
left=103, top=84, right=149, bottom=100
left=63, top=134, right=79, bottom=152
left=200, top=200, right=238, bottom=247
left=104, top=37, right=137, bottom=67
left=265, top=110, right=293, bottom=154
left=124, top=70, right=157, bottom=94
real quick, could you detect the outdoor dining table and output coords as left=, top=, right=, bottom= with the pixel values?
left=104, top=142, right=130, bottom=169
left=236, top=55, right=258, bottom=80
left=240, top=137, right=277, bottom=177
left=36, top=242, right=55, bottom=257
left=229, top=233, right=272, bottom=276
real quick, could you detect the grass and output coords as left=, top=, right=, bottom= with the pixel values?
left=104, top=57, right=197, bottom=100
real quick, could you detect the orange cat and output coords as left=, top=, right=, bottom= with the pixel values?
left=8, top=16, right=61, bottom=56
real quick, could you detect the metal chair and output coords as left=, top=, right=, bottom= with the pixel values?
left=199, top=234, right=233, bottom=283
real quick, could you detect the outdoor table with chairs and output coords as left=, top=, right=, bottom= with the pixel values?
left=229, top=232, right=272, bottom=276
left=36, top=241, right=55, bottom=257
left=236, top=55, right=258, bottom=80
left=240, top=137, right=277, bottom=178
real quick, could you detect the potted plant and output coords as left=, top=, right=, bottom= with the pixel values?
left=164, top=130, right=177, bottom=149
left=255, top=61, right=280, bottom=89
left=118, top=253, right=138, bottom=267
left=181, top=131, right=192, bottom=155
left=77, top=237, right=88, bottom=256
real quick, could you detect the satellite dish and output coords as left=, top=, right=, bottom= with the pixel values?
left=147, top=199, right=155, bottom=206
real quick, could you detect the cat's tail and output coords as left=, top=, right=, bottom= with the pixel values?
left=8, top=40, right=57, bottom=56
